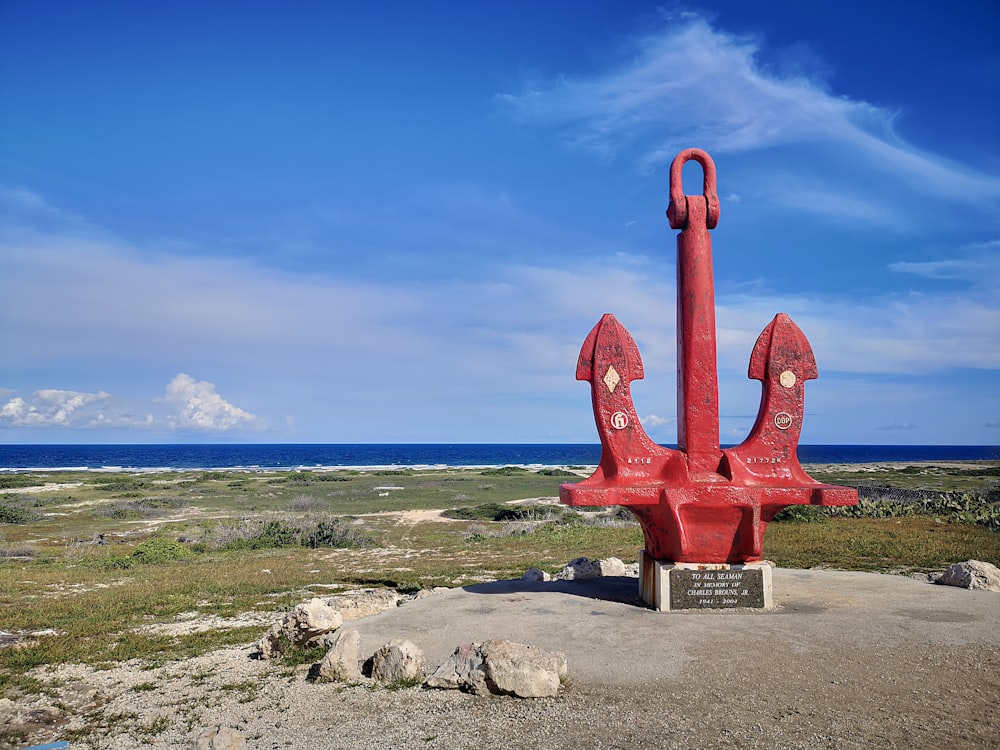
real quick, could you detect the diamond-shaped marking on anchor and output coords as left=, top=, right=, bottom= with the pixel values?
left=603, top=365, right=621, bottom=394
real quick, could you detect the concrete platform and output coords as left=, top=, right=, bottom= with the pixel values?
left=355, top=568, right=1000, bottom=687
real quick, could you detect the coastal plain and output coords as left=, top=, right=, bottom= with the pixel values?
left=1, top=461, right=998, bottom=748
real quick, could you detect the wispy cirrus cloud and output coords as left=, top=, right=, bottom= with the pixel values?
left=498, top=16, right=1000, bottom=209
left=889, top=240, right=1000, bottom=286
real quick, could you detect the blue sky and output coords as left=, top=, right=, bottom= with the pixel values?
left=1, top=1, right=998, bottom=445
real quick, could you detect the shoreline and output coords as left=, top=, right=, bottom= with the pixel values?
left=2, top=458, right=999, bottom=475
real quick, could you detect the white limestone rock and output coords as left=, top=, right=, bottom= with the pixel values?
left=323, top=588, right=401, bottom=619
left=315, top=627, right=362, bottom=682
left=595, top=557, right=627, bottom=577
left=424, top=642, right=488, bottom=695
left=936, top=560, right=1000, bottom=592
left=369, top=639, right=425, bottom=683
left=555, top=557, right=599, bottom=580
left=555, top=556, right=626, bottom=580
left=255, top=597, right=343, bottom=658
left=426, top=640, right=567, bottom=698
left=192, top=726, right=246, bottom=750
left=481, top=640, right=567, bottom=698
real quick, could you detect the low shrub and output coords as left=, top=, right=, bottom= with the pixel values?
left=480, top=466, right=528, bottom=476
left=826, top=490, right=1000, bottom=531
left=0, top=475, right=37, bottom=490
left=304, top=519, right=369, bottom=549
left=0, top=542, right=38, bottom=559
left=0, top=502, right=38, bottom=525
left=88, top=477, right=147, bottom=492
left=773, top=505, right=830, bottom=524
left=131, top=537, right=191, bottom=564
left=442, top=503, right=526, bottom=522
left=96, top=497, right=187, bottom=519
left=213, top=515, right=370, bottom=550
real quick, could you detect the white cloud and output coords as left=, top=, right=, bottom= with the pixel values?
left=889, top=241, right=1000, bottom=286
left=498, top=16, right=1000, bottom=205
left=1, top=389, right=110, bottom=426
left=1, top=224, right=997, bottom=439
left=0, top=376, right=258, bottom=433
left=163, top=374, right=258, bottom=431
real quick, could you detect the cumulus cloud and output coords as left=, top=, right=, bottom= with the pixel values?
left=0, top=376, right=258, bottom=433
left=163, top=374, right=258, bottom=431
left=0, top=389, right=111, bottom=426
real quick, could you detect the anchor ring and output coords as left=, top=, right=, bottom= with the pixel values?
left=667, top=148, right=720, bottom=230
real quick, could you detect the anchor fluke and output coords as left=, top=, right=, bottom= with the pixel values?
left=748, top=312, right=817, bottom=384
left=576, top=313, right=643, bottom=384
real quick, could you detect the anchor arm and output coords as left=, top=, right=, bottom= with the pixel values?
left=723, top=313, right=817, bottom=484
left=573, top=314, right=680, bottom=484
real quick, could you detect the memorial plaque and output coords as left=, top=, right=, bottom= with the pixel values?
left=668, top=567, right=766, bottom=610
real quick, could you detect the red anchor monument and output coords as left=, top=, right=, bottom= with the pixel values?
left=560, top=148, right=858, bottom=611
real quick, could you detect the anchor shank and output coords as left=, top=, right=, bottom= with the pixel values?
left=676, top=195, right=721, bottom=474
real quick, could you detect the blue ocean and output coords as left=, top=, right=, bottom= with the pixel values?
left=0, top=444, right=996, bottom=471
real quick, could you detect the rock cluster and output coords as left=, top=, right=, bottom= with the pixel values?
left=254, top=587, right=567, bottom=699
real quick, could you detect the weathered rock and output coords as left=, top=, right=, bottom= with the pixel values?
left=255, top=597, right=343, bottom=658
left=556, top=556, right=625, bottom=580
left=595, top=557, right=626, bottom=577
left=424, top=642, right=488, bottom=695
left=192, top=725, right=246, bottom=750
left=481, top=639, right=567, bottom=698
left=425, top=640, right=567, bottom=698
left=555, top=556, right=599, bottom=580
left=369, top=639, right=425, bottom=683
left=935, top=560, right=1000, bottom=592
left=315, top=628, right=362, bottom=682
left=522, top=567, right=551, bottom=582
left=324, top=588, right=401, bottom=619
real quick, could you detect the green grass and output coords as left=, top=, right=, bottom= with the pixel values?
left=767, top=516, right=1000, bottom=571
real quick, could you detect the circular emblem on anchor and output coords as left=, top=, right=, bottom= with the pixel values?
left=773, top=411, right=793, bottom=430
left=610, top=411, right=629, bottom=430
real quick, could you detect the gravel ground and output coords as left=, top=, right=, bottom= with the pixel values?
left=5, top=570, right=999, bottom=750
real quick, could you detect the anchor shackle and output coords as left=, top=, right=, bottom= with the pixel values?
left=667, top=148, right=720, bottom=230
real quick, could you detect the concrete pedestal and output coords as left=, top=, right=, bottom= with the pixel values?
left=639, top=550, right=773, bottom=611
